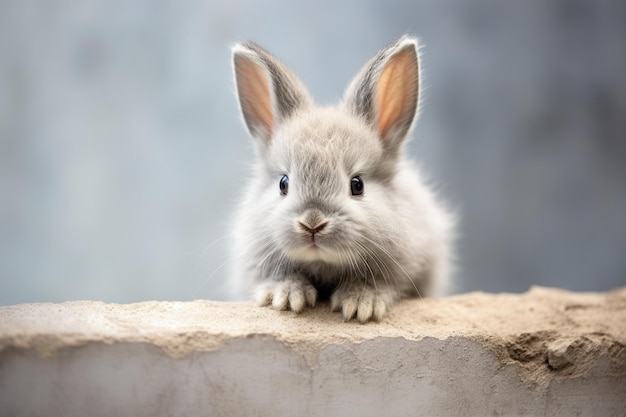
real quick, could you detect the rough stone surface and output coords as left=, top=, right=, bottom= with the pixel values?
left=1, top=287, right=625, bottom=416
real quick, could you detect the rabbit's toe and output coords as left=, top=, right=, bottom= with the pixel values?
left=254, top=279, right=317, bottom=313
left=331, top=287, right=395, bottom=323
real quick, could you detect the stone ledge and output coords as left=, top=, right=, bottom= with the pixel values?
left=1, top=287, right=625, bottom=416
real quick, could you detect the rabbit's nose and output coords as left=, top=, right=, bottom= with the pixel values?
left=298, top=220, right=328, bottom=235
left=298, top=210, right=328, bottom=235
left=297, top=209, right=330, bottom=236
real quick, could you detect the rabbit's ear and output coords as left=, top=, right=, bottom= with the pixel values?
left=232, top=42, right=312, bottom=145
left=344, top=36, right=420, bottom=152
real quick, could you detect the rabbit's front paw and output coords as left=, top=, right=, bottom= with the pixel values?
left=330, top=286, right=396, bottom=323
left=254, top=278, right=317, bottom=313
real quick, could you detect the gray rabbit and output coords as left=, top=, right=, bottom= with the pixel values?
left=230, top=36, right=454, bottom=322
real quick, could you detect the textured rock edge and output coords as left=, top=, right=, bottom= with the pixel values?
left=1, top=286, right=625, bottom=386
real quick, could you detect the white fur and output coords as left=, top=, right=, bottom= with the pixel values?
left=229, top=36, right=454, bottom=322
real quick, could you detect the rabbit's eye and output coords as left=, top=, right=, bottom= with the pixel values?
left=351, top=176, right=364, bottom=196
left=279, top=175, right=289, bottom=195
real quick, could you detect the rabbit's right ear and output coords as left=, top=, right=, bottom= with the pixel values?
left=343, top=36, right=420, bottom=156
left=232, top=42, right=312, bottom=145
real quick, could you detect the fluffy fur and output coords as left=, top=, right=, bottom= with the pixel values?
left=229, top=36, right=454, bottom=322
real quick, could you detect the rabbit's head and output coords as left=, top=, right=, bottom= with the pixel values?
left=232, top=36, right=421, bottom=269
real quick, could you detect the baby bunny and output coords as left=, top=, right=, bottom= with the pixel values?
left=229, top=35, right=454, bottom=322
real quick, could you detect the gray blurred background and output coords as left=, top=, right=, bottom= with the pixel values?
left=1, top=0, right=625, bottom=305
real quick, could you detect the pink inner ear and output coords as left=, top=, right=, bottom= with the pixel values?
left=375, top=46, right=418, bottom=141
left=234, top=54, right=274, bottom=139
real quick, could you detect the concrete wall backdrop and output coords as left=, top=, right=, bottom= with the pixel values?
left=1, top=0, right=625, bottom=305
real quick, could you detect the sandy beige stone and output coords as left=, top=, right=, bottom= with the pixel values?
left=1, top=287, right=626, bottom=416
left=1, top=286, right=625, bottom=384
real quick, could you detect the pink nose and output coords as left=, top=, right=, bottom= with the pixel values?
left=299, top=221, right=328, bottom=235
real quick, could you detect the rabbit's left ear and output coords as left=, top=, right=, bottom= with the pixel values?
left=343, top=36, right=420, bottom=152
left=232, top=42, right=312, bottom=146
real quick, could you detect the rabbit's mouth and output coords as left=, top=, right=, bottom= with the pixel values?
left=289, top=238, right=342, bottom=264
left=307, top=238, right=319, bottom=249
left=291, top=241, right=324, bottom=260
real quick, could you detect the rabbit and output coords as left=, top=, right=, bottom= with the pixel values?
left=229, top=35, right=454, bottom=323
